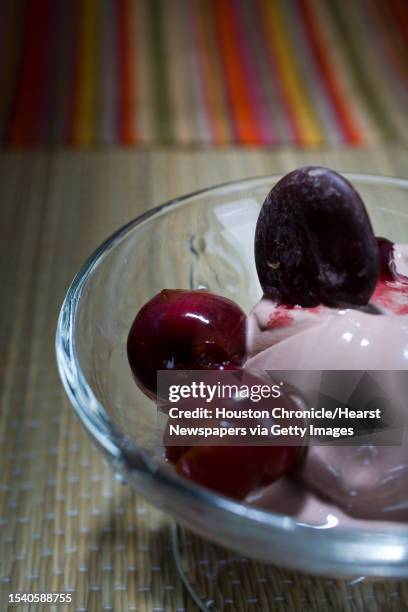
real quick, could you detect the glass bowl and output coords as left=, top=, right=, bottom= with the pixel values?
left=56, top=173, right=408, bottom=578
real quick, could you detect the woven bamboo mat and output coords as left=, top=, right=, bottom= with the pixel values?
left=1, top=147, right=408, bottom=611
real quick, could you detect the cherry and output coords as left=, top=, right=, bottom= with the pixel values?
left=255, top=167, right=379, bottom=307
left=164, top=371, right=305, bottom=499
left=176, top=446, right=267, bottom=500
left=165, top=445, right=190, bottom=464
left=175, top=445, right=302, bottom=500
left=127, top=289, right=246, bottom=396
left=377, top=237, right=397, bottom=281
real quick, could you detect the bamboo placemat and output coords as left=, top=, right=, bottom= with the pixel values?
left=1, top=147, right=408, bottom=611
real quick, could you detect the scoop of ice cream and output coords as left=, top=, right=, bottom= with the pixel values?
left=247, top=302, right=408, bottom=370
left=298, top=442, right=408, bottom=520
left=246, top=245, right=408, bottom=520
left=247, top=246, right=408, bottom=369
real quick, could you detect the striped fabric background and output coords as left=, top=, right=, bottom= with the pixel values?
left=0, top=0, right=407, bottom=147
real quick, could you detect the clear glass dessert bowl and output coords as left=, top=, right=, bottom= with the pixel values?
left=56, top=173, right=408, bottom=578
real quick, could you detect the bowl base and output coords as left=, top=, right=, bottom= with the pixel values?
left=171, top=523, right=405, bottom=611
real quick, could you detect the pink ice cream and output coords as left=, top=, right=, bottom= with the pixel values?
left=245, top=246, right=408, bottom=525
left=247, top=245, right=408, bottom=370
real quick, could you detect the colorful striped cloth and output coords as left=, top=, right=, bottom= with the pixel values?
left=0, top=0, right=407, bottom=147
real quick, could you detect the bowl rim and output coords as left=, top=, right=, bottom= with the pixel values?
left=56, top=172, right=408, bottom=571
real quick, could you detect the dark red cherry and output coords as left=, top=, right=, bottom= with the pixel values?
left=164, top=371, right=305, bottom=499
left=255, top=167, right=379, bottom=307
left=176, top=446, right=266, bottom=500
left=165, top=445, right=190, bottom=464
left=127, top=290, right=246, bottom=396
left=377, top=237, right=397, bottom=281
left=176, top=444, right=302, bottom=500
